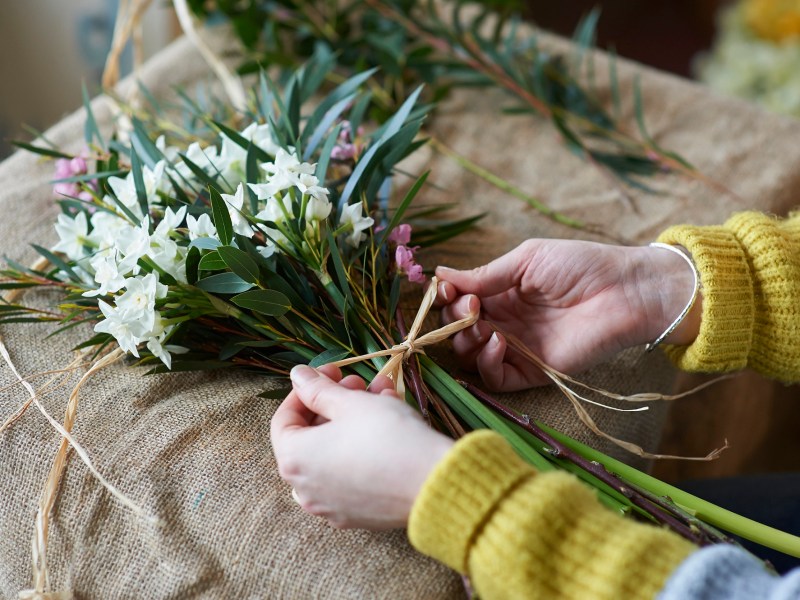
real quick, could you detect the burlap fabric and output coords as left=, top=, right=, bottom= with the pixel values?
left=2, top=21, right=799, bottom=599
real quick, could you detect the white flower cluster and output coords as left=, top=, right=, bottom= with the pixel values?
left=697, top=3, right=800, bottom=117
left=51, top=121, right=375, bottom=368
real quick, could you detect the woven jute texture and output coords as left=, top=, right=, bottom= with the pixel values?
left=2, top=20, right=800, bottom=599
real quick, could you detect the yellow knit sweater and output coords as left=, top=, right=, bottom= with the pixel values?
left=409, top=212, right=800, bottom=599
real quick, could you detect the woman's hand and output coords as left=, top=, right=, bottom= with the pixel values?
left=270, top=365, right=453, bottom=530
left=436, top=239, right=701, bottom=391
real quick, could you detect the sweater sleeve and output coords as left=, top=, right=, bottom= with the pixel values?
left=656, top=211, right=800, bottom=382
left=408, top=430, right=695, bottom=600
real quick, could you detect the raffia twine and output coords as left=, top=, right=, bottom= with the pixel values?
left=1, top=258, right=157, bottom=599
left=330, top=276, right=729, bottom=461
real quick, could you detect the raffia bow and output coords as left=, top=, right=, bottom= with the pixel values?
left=329, top=276, right=478, bottom=395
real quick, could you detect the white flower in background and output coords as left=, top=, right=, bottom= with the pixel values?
left=87, top=212, right=131, bottom=257
left=175, top=142, right=221, bottom=183
left=297, top=173, right=329, bottom=202
left=186, top=213, right=218, bottom=241
left=297, top=173, right=331, bottom=222
left=114, top=273, right=167, bottom=334
left=338, top=202, right=374, bottom=248
left=149, top=232, right=188, bottom=284
left=248, top=180, right=289, bottom=202
left=154, top=206, right=187, bottom=237
left=221, top=183, right=255, bottom=238
left=155, top=135, right=180, bottom=163
left=53, top=211, right=89, bottom=261
left=107, top=161, right=168, bottom=219
left=256, top=243, right=277, bottom=260
left=143, top=313, right=188, bottom=370
left=241, top=122, right=281, bottom=156
left=83, top=252, right=126, bottom=297
left=94, top=300, right=147, bottom=356
left=260, top=148, right=314, bottom=191
left=255, top=195, right=293, bottom=225
left=115, top=219, right=152, bottom=275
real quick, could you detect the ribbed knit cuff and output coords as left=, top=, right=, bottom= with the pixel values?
left=407, top=430, right=534, bottom=573
left=656, top=225, right=755, bottom=373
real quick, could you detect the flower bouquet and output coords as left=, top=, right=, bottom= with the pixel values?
left=4, top=11, right=800, bottom=596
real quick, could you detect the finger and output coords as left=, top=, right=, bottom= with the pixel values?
left=291, top=365, right=375, bottom=419
left=440, top=294, right=480, bottom=326
left=317, top=363, right=343, bottom=382
left=270, top=391, right=314, bottom=450
left=340, top=374, right=367, bottom=391
left=367, top=373, right=396, bottom=395
left=432, top=280, right=457, bottom=307
left=475, top=333, right=545, bottom=391
left=451, top=320, right=493, bottom=370
left=436, top=244, right=529, bottom=297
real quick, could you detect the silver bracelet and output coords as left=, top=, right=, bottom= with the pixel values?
left=645, top=242, right=700, bottom=352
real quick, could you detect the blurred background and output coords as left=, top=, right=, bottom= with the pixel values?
left=5, top=0, right=800, bottom=159
left=0, top=0, right=179, bottom=158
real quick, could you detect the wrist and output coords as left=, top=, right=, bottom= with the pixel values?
left=627, top=245, right=702, bottom=348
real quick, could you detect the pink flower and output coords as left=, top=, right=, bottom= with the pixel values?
left=387, top=223, right=412, bottom=246
left=395, top=245, right=426, bottom=284
left=53, top=153, right=95, bottom=201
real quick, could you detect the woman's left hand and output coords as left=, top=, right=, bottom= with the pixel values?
left=270, top=364, right=454, bottom=530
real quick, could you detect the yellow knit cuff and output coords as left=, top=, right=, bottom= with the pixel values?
left=724, top=212, right=800, bottom=381
left=656, top=225, right=754, bottom=373
left=407, top=430, right=534, bottom=573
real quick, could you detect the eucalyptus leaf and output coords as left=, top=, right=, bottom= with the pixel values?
left=231, top=289, right=291, bottom=317
left=196, top=272, right=254, bottom=294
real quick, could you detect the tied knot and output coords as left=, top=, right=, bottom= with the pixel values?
left=329, top=276, right=478, bottom=394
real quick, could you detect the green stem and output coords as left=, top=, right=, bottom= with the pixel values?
left=542, top=423, right=800, bottom=558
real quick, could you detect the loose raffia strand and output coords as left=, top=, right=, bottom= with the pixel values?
left=491, top=324, right=730, bottom=461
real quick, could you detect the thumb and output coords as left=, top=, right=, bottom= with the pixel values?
left=290, top=365, right=347, bottom=420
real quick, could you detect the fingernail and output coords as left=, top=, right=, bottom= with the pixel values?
left=437, top=282, right=450, bottom=302
left=436, top=266, right=456, bottom=274
left=291, top=365, right=318, bottom=385
left=489, top=332, right=500, bottom=348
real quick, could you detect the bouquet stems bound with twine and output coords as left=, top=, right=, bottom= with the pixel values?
left=5, top=20, right=800, bottom=600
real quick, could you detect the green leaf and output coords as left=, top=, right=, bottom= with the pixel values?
left=196, top=272, right=254, bottom=294
left=198, top=251, right=227, bottom=270
left=210, top=187, right=234, bottom=245
left=218, top=246, right=260, bottom=284
left=82, top=82, right=106, bottom=150
left=188, top=236, right=222, bottom=251
left=185, top=246, right=200, bottom=285
left=12, top=141, right=72, bottom=159
left=231, top=289, right=291, bottom=316
left=246, top=142, right=260, bottom=213
left=377, top=171, right=430, bottom=248
left=31, top=244, right=81, bottom=283
left=303, top=94, right=355, bottom=161
left=309, top=349, right=350, bottom=368
left=131, top=117, right=164, bottom=169
left=314, top=123, right=342, bottom=182
left=130, top=148, right=150, bottom=221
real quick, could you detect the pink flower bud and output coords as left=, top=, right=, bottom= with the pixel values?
left=387, top=223, right=412, bottom=246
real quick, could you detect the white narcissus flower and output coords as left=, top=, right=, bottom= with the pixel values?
left=297, top=173, right=331, bottom=222
left=175, top=142, right=221, bottom=184
left=221, top=183, right=255, bottom=238
left=115, top=219, right=152, bottom=275
left=260, top=148, right=314, bottom=192
left=154, top=206, right=187, bottom=237
left=53, top=211, right=89, bottom=261
left=338, top=202, right=375, bottom=248
left=142, top=314, right=188, bottom=369
left=114, top=273, right=167, bottom=335
left=106, top=161, right=168, bottom=219
left=87, top=212, right=131, bottom=257
left=155, top=135, right=180, bottom=163
left=186, top=213, right=218, bottom=241
left=83, top=252, right=126, bottom=297
left=94, top=300, right=145, bottom=357
left=255, top=195, right=293, bottom=225
left=241, top=122, right=281, bottom=156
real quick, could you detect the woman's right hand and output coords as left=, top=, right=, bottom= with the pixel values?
left=436, top=239, right=701, bottom=391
